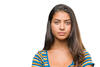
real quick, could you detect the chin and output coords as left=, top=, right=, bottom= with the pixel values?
left=56, top=36, right=67, bottom=40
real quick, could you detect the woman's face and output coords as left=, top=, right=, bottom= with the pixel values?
left=51, top=11, right=71, bottom=40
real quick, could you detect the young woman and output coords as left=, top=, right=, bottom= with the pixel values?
left=32, top=4, right=94, bottom=67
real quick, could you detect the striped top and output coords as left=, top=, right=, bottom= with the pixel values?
left=32, top=49, right=94, bottom=67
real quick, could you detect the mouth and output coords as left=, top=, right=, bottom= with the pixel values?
left=58, top=32, right=65, bottom=36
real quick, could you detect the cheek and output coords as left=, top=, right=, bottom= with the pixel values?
left=51, top=24, right=59, bottom=35
left=65, top=25, right=71, bottom=33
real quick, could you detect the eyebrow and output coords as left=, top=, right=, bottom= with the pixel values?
left=65, top=19, right=71, bottom=21
left=54, top=19, right=71, bottom=21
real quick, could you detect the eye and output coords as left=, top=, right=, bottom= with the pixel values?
left=54, top=21, right=59, bottom=25
left=65, top=21, right=71, bottom=25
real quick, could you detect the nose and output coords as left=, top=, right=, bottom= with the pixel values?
left=59, top=23, right=65, bottom=30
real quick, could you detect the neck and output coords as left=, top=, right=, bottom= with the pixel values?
left=50, top=38, right=69, bottom=50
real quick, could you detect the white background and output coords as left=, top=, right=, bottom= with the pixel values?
left=0, top=0, right=99, bottom=67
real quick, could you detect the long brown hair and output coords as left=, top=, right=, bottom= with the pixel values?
left=43, top=4, right=85, bottom=66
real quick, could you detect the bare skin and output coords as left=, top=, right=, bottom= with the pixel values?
left=47, top=39, right=73, bottom=67
left=47, top=11, right=73, bottom=67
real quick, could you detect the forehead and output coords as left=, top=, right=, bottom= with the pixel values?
left=52, top=11, right=70, bottom=20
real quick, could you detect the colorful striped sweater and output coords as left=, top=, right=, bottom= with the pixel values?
left=32, top=49, right=94, bottom=67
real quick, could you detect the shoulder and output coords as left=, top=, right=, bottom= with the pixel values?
left=81, top=49, right=94, bottom=67
left=32, top=50, right=47, bottom=67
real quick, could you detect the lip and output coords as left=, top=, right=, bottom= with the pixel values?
left=58, top=32, right=65, bottom=35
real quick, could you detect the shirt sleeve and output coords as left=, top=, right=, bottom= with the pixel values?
left=32, top=51, right=43, bottom=67
left=81, top=49, right=94, bottom=67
